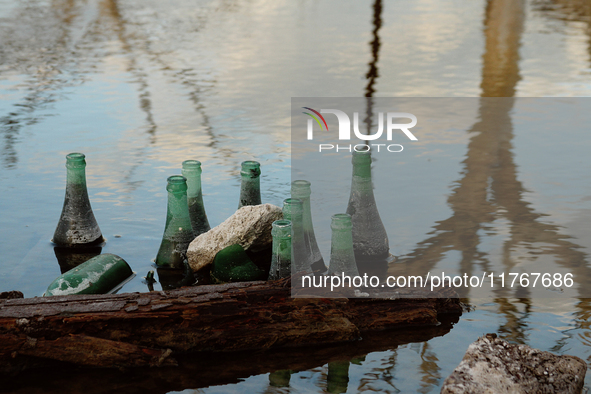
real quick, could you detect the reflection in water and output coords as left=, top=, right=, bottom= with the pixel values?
left=494, top=297, right=532, bottom=345
left=53, top=245, right=102, bottom=273
left=327, top=360, right=350, bottom=393
left=2, top=316, right=460, bottom=393
left=156, top=266, right=195, bottom=290
left=268, top=369, right=291, bottom=388
left=0, top=1, right=86, bottom=168
left=390, top=0, right=591, bottom=303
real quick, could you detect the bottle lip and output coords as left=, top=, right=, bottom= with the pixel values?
left=240, top=160, right=261, bottom=177
left=273, top=219, right=292, bottom=228
left=352, top=149, right=372, bottom=161
left=241, top=160, right=260, bottom=168
left=66, top=152, right=86, bottom=168
left=291, top=180, right=311, bottom=197
left=168, top=175, right=187, bottom=184
left=331, top=213, right=352, bottom=227
left=283, top=198, right=303, bottom=206
left=291, top=179, right=311, bottom=187
left=166, top=175, right=188, bottom=192
left=272, top=219, right=292, bottom=237
left=182, top=160, right=202, bottom=169
left=67, top=152, right=86, bottom=161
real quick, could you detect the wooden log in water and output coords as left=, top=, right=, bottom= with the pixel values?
left=0, top=278, right=461, bottom=373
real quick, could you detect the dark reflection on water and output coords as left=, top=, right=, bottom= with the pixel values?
left=1, top=314, right=460, bottom=394
left=2, top=0, right=591, bottom=392
left=53, top=245, right=102, bottom=273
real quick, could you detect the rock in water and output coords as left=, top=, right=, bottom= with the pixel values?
left=441, top=333, right=586, bottom=394
left=187, top=204, right=283, bottom=272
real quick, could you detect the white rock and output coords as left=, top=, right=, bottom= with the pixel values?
left=187, top=204, right=283, bottom=272
left=441, top=334, right=586, bottom=394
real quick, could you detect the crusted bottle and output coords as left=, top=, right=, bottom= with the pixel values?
left=290, top=180, right=326, bottom=273
left=327, top=214, right=359, bottom=277
left=52, top=153, right=104, bottom=247
left=44, top=253, right=133, bottom=296
left=181, top=160, right=210, bottom=236
left=282, top=198, right=311, bottom=273
left=238, top=160, right=262, bottom=209
left=346, top=150, right=389, bottom=262
left=155, top=175, right=196, bottom=269
left=268, top=220, right=292, bottom=280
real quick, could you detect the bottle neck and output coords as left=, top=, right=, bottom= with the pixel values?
left=183, top=170, right=203, bottom=199
left=239, top=176, right=261, bottom=207
left=291, top=193, right=314, bottom=228
left=351, top=159, right=374, bottom=193
left=66, top=165, right=87, bottom=186
left=272, top=220, right=291, bottom=256
left=167, top=190, right=190, bottom=217
left=331, top=227, right=354, bottom=252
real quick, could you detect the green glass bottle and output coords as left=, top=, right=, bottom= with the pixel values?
left=210, top=244, right=265, bottom=283
left=52, top=153, right=104, bottom=247
left=44, top=253, right=133, bottom=296
left=268, top=220, right=292, bottom=280
left=181, top=160, right=211, bottom=236
left=327, top=361, right=350, bottom=394
left=282, top=198, right=311, bottom=273
left=269, top=370, right=291, bottom=387
left=346, top=150, right=389, bottom=262
left=291, top=180, right=326, bottom=273
left=155, top=175, right=196, bottom=269
left=327, top=214, right=359, bottom=277
left=238, top=160, right=262, bottom=209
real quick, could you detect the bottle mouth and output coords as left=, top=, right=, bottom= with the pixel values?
left=283, top=198, right=303, bottom=206
left=182, top=160, right=202, bottom=170
left=66, top=152, right=86, bottom=168
left=272, top=219, right=292, bottom=237
left=352, top=149, right=372, bottom=162
left=291, top=180, right=311, bottom=187
left=273, top=219, right=292, bottom=228
left=331, top=213, right=352, bottom=228
left=166, top=175, right=188, bottom=192
left=241, top=160, right=261, bottom=177
left=291, top=180, right=311, bottom=198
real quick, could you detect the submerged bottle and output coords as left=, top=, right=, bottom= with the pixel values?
left=282, top=198, right=311, bottom=273
left=238, top=160, right=262, bottom=209
left=327, top=214, right=359, bottom=277
left=155, top=175, right=196, bottom=269
left=52, top=153, right=104, bottom=247
left=156, top=266, right=195, bottom=290
left=327, top=361, right=350, bottom=394
left=44, top=253, right=134, bottom=296
left=346, top=150, right=389, bottom=262
left=268, top=220, right=292, bottom=280
left=269, top=370, right=291, bottom=388
left=181, top=160, right=210, bottom=236
left=291, top=180, right=326, bottom=273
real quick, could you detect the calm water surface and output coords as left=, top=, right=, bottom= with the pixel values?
left=2, top=0, right=591, bottom=392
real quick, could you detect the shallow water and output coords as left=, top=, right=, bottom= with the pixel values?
left=2, top=0, right=591, bottom=392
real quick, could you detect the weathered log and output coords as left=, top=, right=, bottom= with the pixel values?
left=4, top=316, right=461, bottom=393
left=0, top=278, right=461, bottom=374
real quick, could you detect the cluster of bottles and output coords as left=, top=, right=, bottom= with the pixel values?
left=48, top=147, right=389, bottom=294
left=271, top=149, right=390, bottom=282
left=47, top=154, right=270, bottom=293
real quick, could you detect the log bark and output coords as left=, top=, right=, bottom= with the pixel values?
left=0, top=278, right=461, bottom=373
